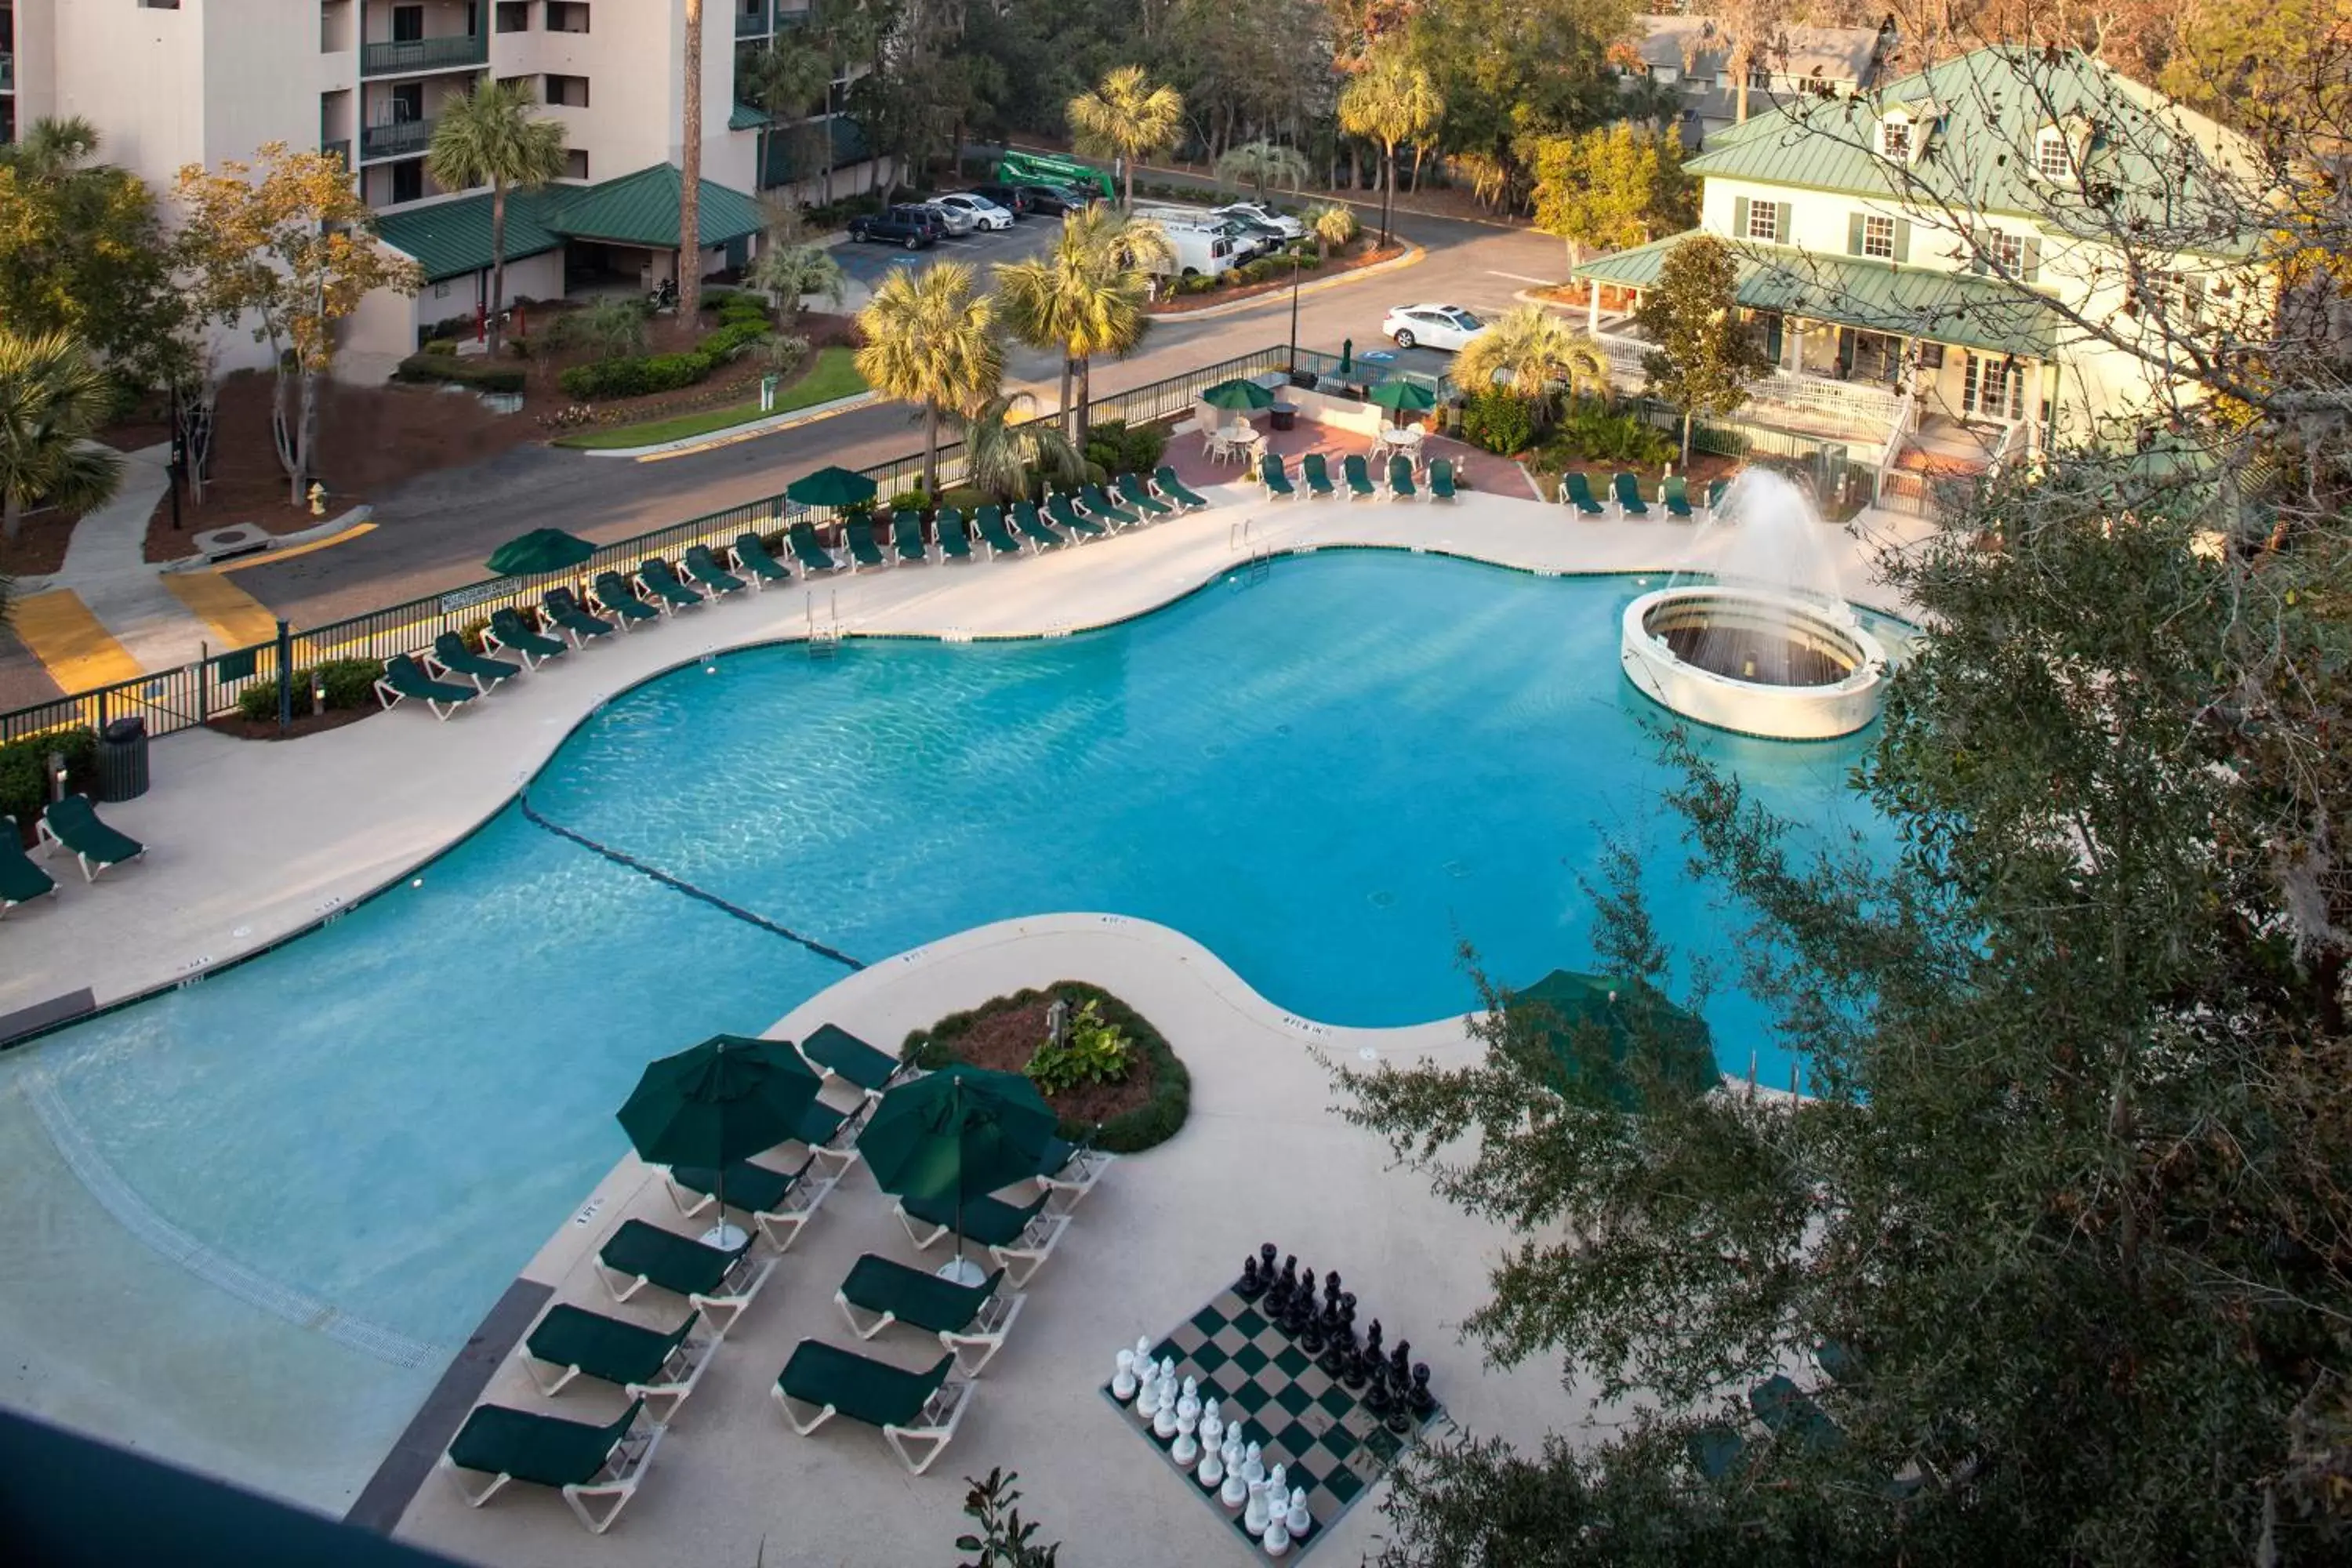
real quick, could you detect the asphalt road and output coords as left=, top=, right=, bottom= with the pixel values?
left=236, top=210, right=1567, bottom=626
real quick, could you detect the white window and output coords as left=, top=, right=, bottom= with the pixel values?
left=2035, top=129, right=2073, bottom=181
left=1748, top=63, right=1773, bottom=90
left=1654, top=66, right=1679, bottom=85
left=1746, top=200, right=1780, bottom=243
left=1994, top=232, right=2026, bottom=274
left=1880, top=118, right=1911, bottom=162
left=1862, top=214, right=1895, bottom=259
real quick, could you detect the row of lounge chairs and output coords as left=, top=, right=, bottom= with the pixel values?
left=1558, top=470, right=1730, bottom=521
left=1258, top=450, right=1459, bottom=504
left=439, top=1022, right=1116, bottom=1530
left=789, top=468, right=1214, bottom=575
left=2, top=797, right=147, bottom=915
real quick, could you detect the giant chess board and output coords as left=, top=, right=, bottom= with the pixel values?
left=1102, top=1283, right=1443, bottom=1559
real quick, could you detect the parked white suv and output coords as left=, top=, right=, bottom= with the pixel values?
left=931, top=192, right=1016, bottom=232
left=1381, top=303, right=1489, bottom=352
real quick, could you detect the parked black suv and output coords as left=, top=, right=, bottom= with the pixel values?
left=1014, top=182, right=1098, bottom=216
left=968, top=183, right=1035, bottom=218
left=847, top=205, right=947, bottom=249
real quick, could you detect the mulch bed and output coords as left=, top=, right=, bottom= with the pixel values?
left=944, top=996, right=1160, bottom=1126
left=205, top=705, right=379, bottom=742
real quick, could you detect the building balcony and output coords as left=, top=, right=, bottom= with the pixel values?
left=736, top=2, right=771, bottom=36
left=323, top=139, right=353, bottom=169
left=361, top=32, right=487, bottom=78
left=361, top=118, right=435, bottom=162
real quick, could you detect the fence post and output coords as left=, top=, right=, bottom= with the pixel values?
left=199, top=643, right=210, bottom=724
left=275, top=619, right=293, bottom=735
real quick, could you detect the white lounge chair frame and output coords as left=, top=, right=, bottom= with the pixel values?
left=593, top=1245, right=777, bottom=1340
left=482, top=619, right=557, bottom=670
left=439, top=1420, right=665, bottom=1535
left=373, top=658, right=472, bottom=722
left=771, top=1370, right=975, bottom=1476
left=836, top=1283, right=1028, bottom=1377
left=893, top=1200, right=1073, bottom=1290
left=517, top=1324, right=717, bottom=1426
left=658, top=1159, right=842, bottom=1254
left=1036, top=1147, right=1120, bottom=1211
left=34, top=815, right=141, bottom=882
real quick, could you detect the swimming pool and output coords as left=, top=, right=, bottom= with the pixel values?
left=0, top=551, right=1895, bottom=1492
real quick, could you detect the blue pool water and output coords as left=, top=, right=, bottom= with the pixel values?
left=5, top=553, right=1894, bottom=1358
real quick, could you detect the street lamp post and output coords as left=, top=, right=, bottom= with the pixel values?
left=1287, top=248, right=1303, bottom=374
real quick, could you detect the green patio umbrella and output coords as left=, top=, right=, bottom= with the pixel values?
left=786, top=465, right=880, bottom=510
left=1367, top=379, right=1438, bottom=414
left=485, top=528, right=597, bottom=578
left=618, top=1034, right=823, bottom=1249
left=1200, top=377, right=1276, bottom=412
left=1508, top=970, right=1718, bottom=1112
left=858, top=1064, right=1058, bottom=1280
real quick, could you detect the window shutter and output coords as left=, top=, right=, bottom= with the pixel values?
left=2021, top=237, right=2041, bottom=282
left=1763, top=313, right=1784, bottom=363
left=1770, top=201, right=1785, bottom=241
left=1893, top=219, right=1911, bottom=263
left=1734, top=196, right=1751, bottom=238
left=1848, top=213, right=1866, bottom=256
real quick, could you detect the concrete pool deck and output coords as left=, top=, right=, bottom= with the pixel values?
left=390, top=912, right=1622, bottom=1567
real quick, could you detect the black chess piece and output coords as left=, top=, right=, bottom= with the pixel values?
left=1339, top=1290, right=1357, bottom=1328
left=1385, top=1401, right=1414, bottom=1436
left=1278, top=1254, right=1300, bottom=1307
left=1299, top=1305, right=1327, bottom=1355
left=1363, top=1319, right=1384, bottom=1365
left=1238, top=1252, right=1265, bottom=1299
left=1316, top=1324, right=1349, bottom=1377
left=1323, top=1269, right=1342, bottom=1310
left=1363, top=1356, right=1393, bottom=1414
left=1390, top=1340, right=1413, bottom=1389
left=1260, top=1242, right=1279, bottom=1279
left=1341, top=1342, right=1370, bottom=1390
left=1409, top=1363, right=1436, bottom=1419
left=1281, top=1265, right=1313, bottom=1334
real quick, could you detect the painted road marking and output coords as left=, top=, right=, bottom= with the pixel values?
left=8, top=589, right=143, bottom=689
left=164, top=569, right=280, bottom=649
left=1488, top=270, right=1555, bottom=285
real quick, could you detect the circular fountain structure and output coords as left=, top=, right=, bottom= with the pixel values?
left=1618, top=470, right=1890, bottom=740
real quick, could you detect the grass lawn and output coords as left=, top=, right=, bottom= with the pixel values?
left=555, top=347, right=869, bottom=450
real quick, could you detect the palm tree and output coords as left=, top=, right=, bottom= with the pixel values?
left=680, top=0, right=706, bottom=321
left=1311, top=203, right=1360, bottom=261
left=751, top=243, right=847, bottom=318
left=0, top=330, right=125, bottom=544
left=1215, top=142, right=1309, bottom=205
left=993, top=207, right=1171, bottom=446
left=1066, top=66, right=1185, bottom=211
left=739, top=38, right=831, bottom=192
left=957, top=391, right=1087, bottom=502
left=0, top=115, right=101, bottom=180
left=425, top=81, right=568, bottom=357
left=854, top=263, right=1004, bottom=495
left=1453, top=306, right=1610, bottom=423
left=1336, top=42, right=1443, bottom=247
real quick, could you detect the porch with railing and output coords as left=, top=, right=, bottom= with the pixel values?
left=360, top=31, right=487, bottom=77
left=361, top=117, right=435, bottom=162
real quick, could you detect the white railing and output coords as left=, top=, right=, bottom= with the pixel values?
left=1749, top=370, right=1906, bottom=427
left=1985, top=416, right=2027, bottom=478
left=1872, top=390, right=1918, bottom=503
left=1591, top=330, right=1653, bottom=389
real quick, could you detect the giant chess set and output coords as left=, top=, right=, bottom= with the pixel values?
left=1102, top=1244, right=1443, bottom=1559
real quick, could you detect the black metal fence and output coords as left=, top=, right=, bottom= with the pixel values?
left=1, top=345, right=1302, bottom=746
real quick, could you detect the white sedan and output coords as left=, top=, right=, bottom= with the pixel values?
left=1382, top=303, right=1489, bottom=353
left=931, top=193, right=1016, bottom=232
left=1214, top=201, right=1305, bottom=241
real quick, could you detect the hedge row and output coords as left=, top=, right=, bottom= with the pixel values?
left=557, top=317, right=771, bottom=401
left=901, top=980, right=1192, bottom=1153
left=0, top=728, right=98, bottom=840
left=393, top=354, right=527, bottom=395
left=233, top=659, right=382, bottom=723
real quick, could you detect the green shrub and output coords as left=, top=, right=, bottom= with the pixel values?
left=1460, top=389, right=1539, bottom=456
left=938, top=485, right=990, bottom=514
left=423, top=338, right=460, bottom=357
left=1554, top=401, right=1677, bottom=466
left=902, top=982, right=1192, bottom=1153
left=238, top=674, right=310, bottom=722
left=316, top=659, right=380, bottom=711
left=230, top=658, right=384, bottom=723
left=394, top=354, right=526, bottom=394
left=1024, top=1000, right=1133, bottom=1095
left=0, top=728, right=98, bottom=836
left=1083, top=418, right=1167, bottom=477
left=887, top=488, right=932, bottom=512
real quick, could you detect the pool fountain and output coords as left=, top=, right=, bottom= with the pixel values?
left=1619, top=470, right=1890, bottom=739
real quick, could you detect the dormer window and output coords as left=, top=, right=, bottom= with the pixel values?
left=2035, top=127, right=2075, bottom=181
left=1881, top=117, right=1912, bottom=162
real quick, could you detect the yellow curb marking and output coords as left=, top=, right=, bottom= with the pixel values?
left=164, top=570, right=281, bottom=650
left=9, top=589, right=145, bottom=690
left=212, top=521, right=378, bottom=574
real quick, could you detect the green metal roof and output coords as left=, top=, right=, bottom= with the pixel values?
left=372, top=191, right=566, bottom=285
left=1577, top=233, right=2067, bottom=358
left=1684, top=45, right=2256, bottom=245
left=730, top=102, right=768, bottom=132
left=375, top=165, right=768, bottom=281
left=760, top=117, right=874, bottom=187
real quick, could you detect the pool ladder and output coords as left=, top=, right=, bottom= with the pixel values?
left=806, top=591, right=842, bottom=659
left=1227, top=520, right=1273, bottom=589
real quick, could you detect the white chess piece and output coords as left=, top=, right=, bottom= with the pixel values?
left=1265, top=1463, right=1288, bottom=1508
left=1153, top=1382, right=1181, bottom=1440
left=1264, top=1501, right=1293, bottom=1557
left=1134, top=1334, right=1154, bottom=1375
left=1172, top=1419, right=1200, bottom=1468
left=1196, top=1433, right=1225, bottom=1491
left=1177, top=1376, right=1202, bottom=1428
left=1285, top=1487, right=1312, bottom=1540
left=1242, top=1441, right=1265, bottom=1487
left=1134, top=1364, right=1162, bottom=1421
left=1113, top=1348, right=1138, bottom=1403
left=1243, top=1477, right=1271, bottom=1537
left=1160, top=1355, right=1178, bottom=1389
left=1219, top=1432, right=1249, bottom=1508
left=1199, top=1398, right=1224, bottom=1453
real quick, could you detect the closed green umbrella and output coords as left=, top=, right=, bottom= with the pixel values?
left=485, top=528, right=597, bottom=577
left=858, top=1065, right=1058, bottom=1281
left=1367, top=379, right=1438, bottom=413
left=1509, top=970, right=1718, bottom=1111
left=786, top=465, right=880, bottom=509
left=1200, top=378, right=1276, bottom=412
left=618, top=1034, right=823, bottom=1249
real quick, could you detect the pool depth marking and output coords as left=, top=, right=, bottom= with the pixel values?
left=514, top=793, right=866, bottom=971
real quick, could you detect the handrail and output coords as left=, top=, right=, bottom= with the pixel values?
left=1872, top=390, right=1916, bottom=503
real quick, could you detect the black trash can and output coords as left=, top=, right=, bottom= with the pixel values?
left=1269, top=403, right=1298, bottom=432
left=96, top=717, right=150, bottom=803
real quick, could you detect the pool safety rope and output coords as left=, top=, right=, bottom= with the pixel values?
left=516, top=793, right=866, bottom=971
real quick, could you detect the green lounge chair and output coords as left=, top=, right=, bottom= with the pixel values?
left=1078, top=484, right=1141, bottom=528
left=636, top=557, right=705, bottom=611
left=374, top=653, right=479, bottom=722
left=486, top=607, right=565, bottom=669
left=973, top=506, right=1025, bottom=559
left=546, top=584, right=622, bottom=642
left=1428, top=458, right=1458, bottom=502
left=441, top=1396, right=661, bottom=1534
left=836, top=1254, right=1025, bottom=1375
left=428, top=631, right=521, bottom=693
left=593, top=1219, right=776, bottom=1338
left=1613, top=471, right=1649, bottom=517
left=1260, top=452, right=1298, bottom=499
left=1561, top=471, right=1606, bottom=515
left=787, top=521, right=840, bottom=574
left=1, top=818, right=59, bottom=915
left=1299, top=452, right=1337, bottom=498
left=681, top=543, right=746, bottom=596
left=935, top=508, right=974, bottom=561
left=1706, top=477, right=1729, bottom=516
left=773, top=1343, right=972, bottom=1475
left=843, top=516, right=889, bottom=572
left=36, top=800, right=143, bottom=881
left=1012, top=501, right=1066, bottom=550
left=730, top=532, right=793, bottom=589
left=891, top=510, right=930, bottom=564
left=1662, top=474, right=1693, bottom=520
left=789, top=1094, right=865, bottom=1169
left=799, top=1022, right=913, bottom=1099
left=1152, top=465, right=1210, bottom=510
left=1041, top=494, right=1102, bottom=541
left=1386, top=454, right=1417, bottom=501
left=1341, top=452, right=1377, bottom=500
left=895, top=1188, right=1071, bottom=1288
left=520, top=1305, right=711, bottom=1424
left=1030, top=1133, right=1120, bottom=1210
left=589, top=573, right=661, bottom=630
left=658, top=1151, right=841, bottom=1253
left=1116, top=471, right=1174, bottom=516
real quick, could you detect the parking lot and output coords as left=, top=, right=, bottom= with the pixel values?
left=829, top=205, right=1063, bottom=286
